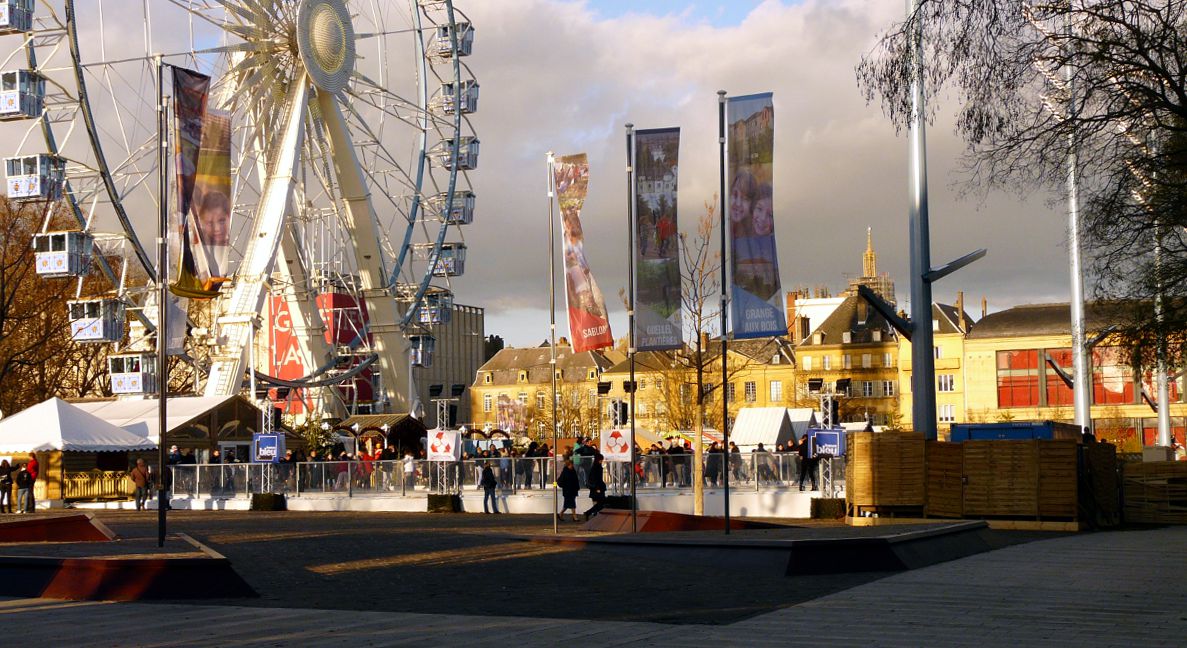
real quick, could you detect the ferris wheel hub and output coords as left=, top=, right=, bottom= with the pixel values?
left=296, top=0, right=355, bottom=94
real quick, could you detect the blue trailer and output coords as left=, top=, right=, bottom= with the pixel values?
left=948, top=421, right=1082, bottom=443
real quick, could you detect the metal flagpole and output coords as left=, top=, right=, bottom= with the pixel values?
left=626, top=124, right=638, bottom=533
left=547, top=151, right=559, bottom=535
left=718, top=90, right=731, bottom=534
left=1064, top=10, right=1091, bottom=434
left=156, top=56, right=169, bottom=547
left=907, top=0, right=937, bottom=441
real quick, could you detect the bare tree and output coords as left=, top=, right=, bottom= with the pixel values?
left=857, top=1, right=1187, bottom=366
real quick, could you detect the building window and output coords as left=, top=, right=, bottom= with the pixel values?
left=680, top=384, right=692, bottom=404
left=938, top=374, right=955, bottom=392
left=745, top=381, right=757, bottom=403
left=725, top=383, right=736, bottom=402
left=482, top=393, right=492, bottom=412
left=1046, top=348, right=1075, bottom=406
left=934, top=346, right=943, bottom=359
left=1092, top=347, right=1136, bottom=405
left=637, top=402, right=647, bottom=416
left=822, top=356, right=831, bottom=371
left=862, top=381, right=874, bottom=397
left=655, top=376, right=663, bottom=390
left=939, top=404, right=955, bottom=422
left=882, top=380, right=896, bottom=397
left=588, top=389, right=597, bottom=407
left=536, top=392, right=546, bottom=409
left=842, top=331, right=852, bottom=343
left=843, top=354, right=852, bottom=369
left=639, top=378, right=646, bottom=390
left=769, top=380, right=783, bottom=402
left=483, top=373, right=492, bottom=384
left=518, top=370, right=528, bottom=383
left=883, top=352, right=893, bottom=367
left=588, top=370, right=597, bottom=379
left=802, top=356, right=812, bottom=371
left=997, top=350, right=1040, bottom=407
left=862, top=353, right=872, bottom=368
left=571, top=390, right=581, bottom=406
left=517, top=392, right=527, bottom=406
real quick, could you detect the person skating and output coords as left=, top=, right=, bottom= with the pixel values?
left=557, top=459, right=580, bottom=522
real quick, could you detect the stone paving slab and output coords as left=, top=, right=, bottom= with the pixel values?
left=1, top=525, right=1185, bottom=646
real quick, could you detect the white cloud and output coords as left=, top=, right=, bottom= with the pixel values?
left=461, top=0, right=1073, bottom=345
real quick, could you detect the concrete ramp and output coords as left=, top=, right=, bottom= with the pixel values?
left=0, top=513, right=116, bottom=543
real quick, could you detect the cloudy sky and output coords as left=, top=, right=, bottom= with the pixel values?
left=456, top=0, right=1076, bottom=347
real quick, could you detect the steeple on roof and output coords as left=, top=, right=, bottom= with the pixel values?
left=863, top=226, right=877, bottom=278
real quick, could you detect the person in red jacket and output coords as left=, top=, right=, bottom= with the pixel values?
left=25, top=453, right=38, bottom=512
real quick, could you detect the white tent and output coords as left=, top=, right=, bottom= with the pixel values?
left=74, top=395, right=245, bottom=444
left=788, top=408, right=819, bottom=442
left=0, top=397, right=157, bottom=452
left=730, top=407, right=796, bottom=451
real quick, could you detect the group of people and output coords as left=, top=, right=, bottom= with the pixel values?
left=0, top=453, right=39, bottom=514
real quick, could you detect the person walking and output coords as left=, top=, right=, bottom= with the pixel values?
left=130, top=459, right=151, bottom=511
left=14, top=463, right=32, bottom=514
left=24, top=452, right=38, bottom=512
left=557, top=458, right=580, bottom=522
left=583, top=453, right=607, bottom=521
left=0, top=459, right=12, bottom=514
left=480, top=462, right=499, bottom=514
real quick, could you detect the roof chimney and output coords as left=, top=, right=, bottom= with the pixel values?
left=956, top=291, right=966, bottom=332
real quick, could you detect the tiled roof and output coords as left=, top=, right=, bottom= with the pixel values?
left=799, top=294, right=897, bottom=346
left=474, top=346, right=615, bottom=385
left=967, top=302, right=1138, bottom=339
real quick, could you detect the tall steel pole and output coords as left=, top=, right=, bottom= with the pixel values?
left=1065, top=15, right=1091, bottom=433
left=156, top=57, right=169, bottom=547
left=547, top=152, right=559, bottom=535
left=1155, top=215, right=1171, bottom=446
left=718, top=90, right=731, bottom=533
left=907, top=1, right=936, bottom=440
left=625, top=124, right=638, bottom=533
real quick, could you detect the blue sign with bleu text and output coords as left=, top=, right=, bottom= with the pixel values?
left=252, top=433, right=284, bottom=463
left=807, top=428, right=845, bottom=458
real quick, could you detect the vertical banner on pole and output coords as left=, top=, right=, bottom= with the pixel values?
left=726, top=93, right=786, bottom=338
left=189, top=108, right=233, bottom=293
left=168, top=66, right=216, bottom=299
left=633, top=128, right=683, bottom=351
left=554, top=154, right=614, bottom=352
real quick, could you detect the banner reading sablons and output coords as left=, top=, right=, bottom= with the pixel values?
left=633, top=128, right=682, bottom=351
left=727, top=93, right=786, bottom=338
left=554, top=153, right=614, bottom=353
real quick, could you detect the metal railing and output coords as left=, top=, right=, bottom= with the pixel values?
left=162, top=454, right=842, bottom=500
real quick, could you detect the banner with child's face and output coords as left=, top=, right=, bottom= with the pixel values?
left=554, top=153, right=614, bottom=353
left=727, top=93, right=786, bottom=338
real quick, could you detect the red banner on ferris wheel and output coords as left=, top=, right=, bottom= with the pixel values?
left=554, top=153, right=613, bottom=353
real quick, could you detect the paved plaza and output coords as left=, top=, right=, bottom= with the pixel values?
left=0, top=512, right=1185, bottom=645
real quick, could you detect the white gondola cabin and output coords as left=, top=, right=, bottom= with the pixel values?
left=418, top=292, right=454, bottom=325
left=0, top=70, right=44, bottom=120
left=108, top=352, right=156, bottom=395
left=67, top=298, right=124, bottom=343
left=410, top=335, right=435, bottom=368
left=440, top=80, right=479, bottom=115
left=429, top=190, right=476, bottom=225
left=0, top=0, right=34, bottom=35
left=32, top=230, right=93, bottom=278
left=435, top=137, right=479, bottom=171
left=6, top=154, right=64, bottom=201
left=433, top=22, right=474, bottom=58
left=430, top=242, right=466, bottom=277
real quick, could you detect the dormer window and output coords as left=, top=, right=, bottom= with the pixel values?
left=872, top=330, right=882, bottom=342
left=842, top=331, right=852, bottom=344
left=483, top=373, right=492, bottom=384
left=518, top=370, right=528, bottom=383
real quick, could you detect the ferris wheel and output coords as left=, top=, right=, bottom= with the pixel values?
left=0, top=0, right=478, bottom=416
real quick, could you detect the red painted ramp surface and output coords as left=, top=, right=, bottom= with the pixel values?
left=582, top=510, right=787, bottom=533
left=0, top=514, right=116, bottom=543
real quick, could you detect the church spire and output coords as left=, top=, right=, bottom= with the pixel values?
left=863, top=226, right=877, bottom=277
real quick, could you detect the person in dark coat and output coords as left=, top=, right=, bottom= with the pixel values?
left=480, top=463, right=499, bottom=514
left=557, top=459, right=580, bottom=521
left=797, top=435, right=817, bottom=491
left=583, top=453, right=607, bottom=520
left=0, top=459, right=12, bottom=514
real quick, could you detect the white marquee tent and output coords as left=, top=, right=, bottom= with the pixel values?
left=0, top=397, right=157, bottom=453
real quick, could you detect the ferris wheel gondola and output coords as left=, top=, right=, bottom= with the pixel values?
left=1, top=0, right=478, bottom=415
